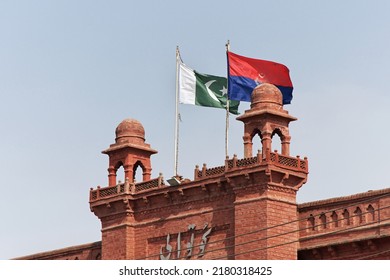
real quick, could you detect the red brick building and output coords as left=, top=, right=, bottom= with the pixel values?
left=16, top=84, right=390, bottom=260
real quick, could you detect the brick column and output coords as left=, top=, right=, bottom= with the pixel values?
left=233, top=184, right=299, bottom=260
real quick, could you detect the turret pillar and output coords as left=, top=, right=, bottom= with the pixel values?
left=91, top=118, right=157, bottom=259
left=235, top=83, right=308, bottom=259
left=281, top=135, right=291, bottom=156
left=243, top=134, right=253, bottom=158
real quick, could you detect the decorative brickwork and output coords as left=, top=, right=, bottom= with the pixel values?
left=15, top=84, right=390, bottom=260
left=88, top=83, right=308, bottom=260
left=102, top=118, right=157, bottom=187
left=298, top=188, right=390, bottom=259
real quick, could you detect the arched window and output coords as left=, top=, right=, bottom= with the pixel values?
left=133, top=161, right=144, bottom=183
left=115, top=161, right=125, bottom=184
left=271, top=129, right=282, bottom=153
left=251, top=129, right=262, bottom=157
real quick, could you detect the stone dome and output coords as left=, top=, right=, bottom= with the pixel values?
left=251, top=83, right=283, bottom=109
left=115, top=118, right=145, bottom=144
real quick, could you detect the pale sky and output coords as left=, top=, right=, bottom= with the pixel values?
left=1, top=0, right=390, bottom=260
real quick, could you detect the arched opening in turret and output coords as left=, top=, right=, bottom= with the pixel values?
left=251, top=129, right=262, bottom=158
left=271, top=129, right=282, bottom=154
left=133, top=161, right=145, bottom=183
left=115, top=161, right=125, bottom=184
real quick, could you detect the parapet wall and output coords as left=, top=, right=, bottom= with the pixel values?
left=90, top=151, right=308, bottom=204
left=14, top=242, right=101, bottom=260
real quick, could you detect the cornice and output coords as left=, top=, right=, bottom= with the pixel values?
left=299, top=188, right=390, bottom=211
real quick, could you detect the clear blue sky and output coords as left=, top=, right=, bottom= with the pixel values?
left=1, top=0, right=390, bottom=260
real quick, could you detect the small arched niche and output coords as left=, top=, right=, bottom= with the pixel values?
left=331, top=211, right=338, bottom=228
left=319, top=213, right=327, bottom=230
left=354, top=207, right=363, bottom=224
left=367, top=204, right=375, bottom=222
left=307, top=214, right=315, bottom=232
left=342, top=209, right=350, bottom=226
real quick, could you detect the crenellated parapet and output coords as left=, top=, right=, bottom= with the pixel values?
left=195, top=151, right=308, bottom=180
left=90, top=174, right=165, bottom=201
left=90, top=148, right=309, bottom=206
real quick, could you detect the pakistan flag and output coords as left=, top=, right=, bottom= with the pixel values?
left=179, top=62, right=240, bottom=115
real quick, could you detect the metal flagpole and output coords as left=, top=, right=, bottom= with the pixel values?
left=225, top=96, right=230, bottom=158
left=174, top=46, right=180, bottom=176
left=225, top=40, right=231, bottom=158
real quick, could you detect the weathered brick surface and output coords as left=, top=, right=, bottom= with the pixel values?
left=298, top=188, right=390, bottom=259
left=89, top=84, right=308, bottom=260
left=16, top=84, right=390, bottom=260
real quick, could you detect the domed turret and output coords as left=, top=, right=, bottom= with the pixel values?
left=103, top=118, right=157, bottom=186
left=115, top=118, right=145, bottom=145
left=237, top=83, right=296, bottom=158
left=251, top=83, right=283, bottom=110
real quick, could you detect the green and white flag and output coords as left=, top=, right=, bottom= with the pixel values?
left=179, top=62, right=240, bottom=115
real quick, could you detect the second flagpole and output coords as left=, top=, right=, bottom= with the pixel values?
left=225, top=40, right=231, bottom=158
left=174, top=46, right=180, bottom=176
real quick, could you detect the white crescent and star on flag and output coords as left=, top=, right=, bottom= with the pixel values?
left=204, top=80, right=228, bottom=102
left=204, top=80, right=220, bottom=102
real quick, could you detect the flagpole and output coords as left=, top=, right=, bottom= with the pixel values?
left=225, top=99, right=229, bottom=158
left=174, top=46, right=180, bottom=176
left=225, top=40, right=231, bottom=158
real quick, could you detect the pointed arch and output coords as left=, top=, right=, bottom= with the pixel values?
left=133, top=160, right=145, bottom=182
left=114, top=160, right=124, bottom=170
left=271, top=128, right=283, bottom=153
left=271, top=127, right=283, bottom=139
left=268, top=126, right=291, bottom=155
left=250, top=128, right=263, bottom=140
left=114, top=161, right=125, bottom=183
left=250, top=129, right=263, bottom=157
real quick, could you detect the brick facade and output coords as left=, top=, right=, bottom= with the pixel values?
left=89, top=83, right=308, bottom=260
left=298, top=188, right=390, bottom=260
left=16, top=83, right=390, bottom=260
